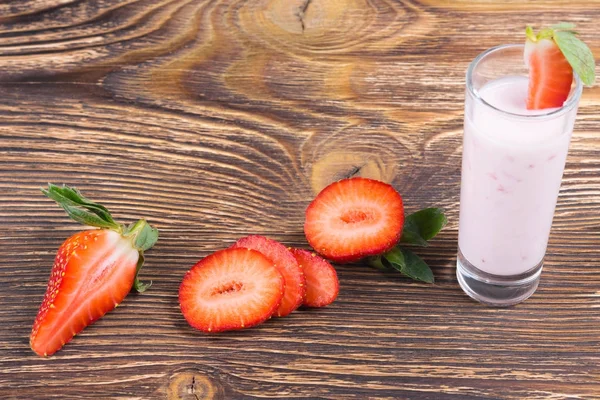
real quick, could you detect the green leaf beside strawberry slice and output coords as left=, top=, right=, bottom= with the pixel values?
left=400, top=208, right=448, bottom=247
left=303, top=177, right=447, bottom=284
left=368, top=208, right=447, bottom=283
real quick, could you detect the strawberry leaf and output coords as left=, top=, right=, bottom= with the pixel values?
left=124, top=219, right=159, bottom=252
left=124, top=220, right=158, bottom=293
left=400, top=208, right=448, bottom=247
left=553, top=30, right=596, bottom=86
left=132, top=254, right=152, bottom=293
left=525, top=26, right=536, bottom=42
left=43, top=183, right=121, bottom=230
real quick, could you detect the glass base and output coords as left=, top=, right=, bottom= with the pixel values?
left=456, top=248, right=542, bottom=307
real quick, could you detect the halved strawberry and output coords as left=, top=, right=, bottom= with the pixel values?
left=304, top=177, right=404, bottom=263
left=525, top=24, right=596, bottom=110
left=290, top=248, right=339, bottom=307
left=30, top=184, right=158, bottom=357
left=179, top=247, right=284, bottom=333
left=232, top=235, right=305, bottom=317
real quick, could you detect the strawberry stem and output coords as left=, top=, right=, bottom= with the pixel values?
left=124, top=219, right=159, bottom=252
left=122, top=217, right=158, bottom=293
left=132, top=254, right=151, bottom=293
left=525, top=26, right=537, bottom=42
left=122, top=220, right=158, bottom=293
left=43, top=184, right=159, bottom=293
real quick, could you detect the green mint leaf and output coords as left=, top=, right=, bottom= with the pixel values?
left=552, top=22, right=577, bottom=32
left=400, top=208, right=448, bottom=247
left=366, top=255, right=389, bottom=270
left=398, top=249, right=434, bottom=283
left=382, top=247, right=434, bottom=283
left=384, top=247, right=405, bottom=266
left=554, top=30, right=596, bottom=85
left=401, top=231, right=429, bottom=247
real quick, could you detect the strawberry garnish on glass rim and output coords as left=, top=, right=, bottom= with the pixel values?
left=30, top=184, right=158, bottom=357
left=525, top=22, right=596, bottom=110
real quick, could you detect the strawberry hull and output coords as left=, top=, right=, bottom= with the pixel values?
left=30, top=183, right=158, bottom=357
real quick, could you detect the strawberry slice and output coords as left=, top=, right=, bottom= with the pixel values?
left=232, top=235, right=305, bottom=317
left=179, top=248, right=284, bottom=333
left=525, top=24, right=596, bottom=110
left=304, top=177, right=404, bottom=263
left=290, top=248, right=339, bottom=307
left=30, top=184, right=158, bottom=357
left=525, top=37, right=573, bottom=109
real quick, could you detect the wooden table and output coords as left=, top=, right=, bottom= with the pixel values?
left=1, top=1, right=599, bottom=399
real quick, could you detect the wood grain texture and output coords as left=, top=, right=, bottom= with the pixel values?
left=1, top=0, right=600, bottom=398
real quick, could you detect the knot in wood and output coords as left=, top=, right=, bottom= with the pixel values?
left=167, top=371, right=222, bottom=400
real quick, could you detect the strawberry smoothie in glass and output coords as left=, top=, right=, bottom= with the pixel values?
left=456, top=24, right=594, bottom=306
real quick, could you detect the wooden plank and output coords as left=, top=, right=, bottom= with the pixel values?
left=0, top=0, right=599, bottom=398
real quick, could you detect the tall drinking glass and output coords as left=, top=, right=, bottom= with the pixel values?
left=457, top=44, right=582, bottom=306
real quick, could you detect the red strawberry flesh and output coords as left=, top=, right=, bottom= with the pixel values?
left=30, top=230, right=139, bottom=357
left=304, top=177, right=404, bottom=263
left=179, top=247, right=284, bottom=333
left=526, top=38, right=573, bottom=110
left=290, top=248, right=339, bottom=307
left=232, top=235, right=305, bottom=317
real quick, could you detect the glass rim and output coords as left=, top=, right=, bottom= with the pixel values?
left=466, top=44, right=583, bottom=120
